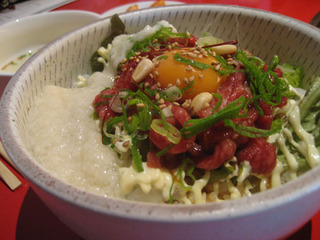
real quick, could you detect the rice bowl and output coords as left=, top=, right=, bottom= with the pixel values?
left=1, top=5, right=320, bottom=240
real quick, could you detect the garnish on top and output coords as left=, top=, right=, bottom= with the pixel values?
left=91, top=16, right=306, bottom=202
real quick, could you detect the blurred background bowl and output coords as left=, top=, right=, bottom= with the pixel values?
left=1, top=4, right=320, bottom=240
left=0, top=10, right=101, bottom=97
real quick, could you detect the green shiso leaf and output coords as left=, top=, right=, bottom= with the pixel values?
left=90, top=14, right=126, bottom=72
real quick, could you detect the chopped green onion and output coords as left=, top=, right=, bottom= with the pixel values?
left=157, top=55, right=169, bottom=60
left=181, top=80, right=195, bottom=94
left=165, top=86, right=183, bottom=101
left=181, top=96, right=246, bottom=139
left=127, top=27, right=189, bottom=59
left=127, top=114, right=140, bottom=134
left=105, top=115, right=125, bottom=133
left=168, top=158, right=196, bottom=204
left=135, top=90, right=169, bottom=130
left=217, top=69, right=239, bottom=76
left=209, top=165, right=234, bottom=183
left=224, top=118, right=283, bottom=138
left=131, top=136, right=144, bottom=172
left=173, top=53, right=213, bottom=70
left=151, top=119, right=181, bottom=144
left=100, top=94, right=114, bottom=99
left=211, top=93, right=222, bottom=113
left=102, top=115, right=126, bottom=145
left=156, top=144, right=173, bottom=157
left=176, top=158, right=194, bottom=190
left=235, top=50, right=285, bottom=111
left=215, top=54, right=234, bottom=70
left=137, top=105, right=152, bottom=131
left=184, top=158, right=196, bottom=183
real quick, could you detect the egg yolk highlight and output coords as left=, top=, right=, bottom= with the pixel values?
left=152, top=49, right=227, bottom=100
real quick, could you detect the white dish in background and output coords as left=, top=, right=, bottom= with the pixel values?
left=101, top=1, right=185, bottom=17
left=1, top=5, right=320, bottom=240
left=0, top=10, right=101, bottom=97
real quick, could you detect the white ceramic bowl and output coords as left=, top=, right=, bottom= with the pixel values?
left=0, top=10, right=101, bottom=97
left=1, top=5, right=320, bottom=240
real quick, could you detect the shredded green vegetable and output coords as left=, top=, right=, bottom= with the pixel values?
left=168, top=158, right=196, bottom=203
left=151, top=119, right=181, bottom=144
left=173, top=53, right=213, bottom=70
left=131, top=136, right=144, bottom=172
left=224, top=118, right=283, bottom=138
left=236, top=51, right=285, bottom=107
left=127, top=27, right=189, bottom=59
left=181, top=96, right=246, bottom=139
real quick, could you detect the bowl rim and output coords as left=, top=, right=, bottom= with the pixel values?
left=1, top=4, right=320, bottom=222
left=0, top=9, right=101, bottom=28
left=0, top=10, right=101, bottom=76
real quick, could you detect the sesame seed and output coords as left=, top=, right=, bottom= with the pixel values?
left=167, top=83, right=173, bottom=87
left=199, top=73, right=204, bottom=79
left=173, top=102, right=180, bottom=106
left=122, top=141, right=130, bottom=147
left=176, top=78, right=181, bottom=86
left=183, top=77, right=189, bottom=84
left=159, top=98, right=165, bottom=104
left=203, top=52, right=208, bottom=57
left=153, top=60, right=159, bottom=67
left=189, top=75, right=195, bottom=81
left=215, top=63, right=221, bottom=71
left=159, top=104, right=167, bottom=109
left=149, top=73, right=154, bottom=79
left=182, top=99, right=192, bottom=110
left=154, top=71, right=159, bottom=77
left=155, top=93, right=160, bottom=100
left=187, top=52, right=197, bottom=58
left=137, top=103, right=145, bottom=108
left=186, top=66, right=194, bottom=71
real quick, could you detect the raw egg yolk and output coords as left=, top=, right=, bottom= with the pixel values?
left=152, top=49, right=228, bottom=100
